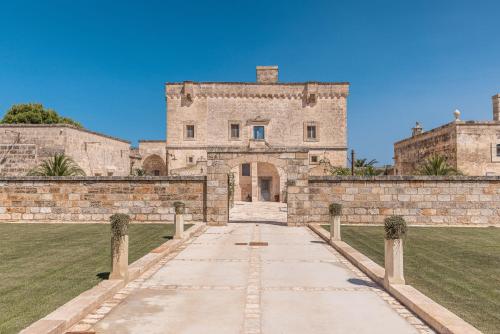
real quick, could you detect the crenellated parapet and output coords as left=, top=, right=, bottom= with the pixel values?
left=165, top=81, right=349, bottom=100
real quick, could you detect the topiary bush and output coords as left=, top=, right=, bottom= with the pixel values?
left=173, top=201, right=185, bottom=214
left=329, top=203, right=343, bottom=216
left=110, top=213, right=130, bottom=256
left=384, top=215, right=407, bottom=239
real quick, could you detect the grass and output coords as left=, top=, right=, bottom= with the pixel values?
left=322, top=225, right=500, bottom=333
left=0, top=223, right=187, bottom=334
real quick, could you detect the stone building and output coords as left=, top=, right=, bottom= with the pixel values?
left=165, top=66, right=349, bottom=202
left=394, top=94, right=500, bottom=176
left=0, top=124, right=131, bottom=176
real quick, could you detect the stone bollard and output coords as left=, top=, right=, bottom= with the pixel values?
left=329, top=203, right=342, bottom=241
left=109, top=213, right=130, bottom=280
left=383, top=215, right=407, bottom=288
left=174, top=201, right=185, bottom=239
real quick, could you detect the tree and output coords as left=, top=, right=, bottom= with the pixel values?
left=1, top=103, right=82, bottom=128
left=417, top=154, right=462, bottom=176
left=28, top=153, right=85, bottom=176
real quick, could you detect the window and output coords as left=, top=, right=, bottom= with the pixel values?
left=496, top=144, right=500, bottom=157
left=94, top=173, right=101, bottom=176
left=107, top=172, right=114, bottom=176
left=307, top=125, right=317, bottom=140
left=310, top=155, right=319, bottom=164
left=304, top=122, right=319, bottom=141
left=187, top=156, right=195, bottom=164
left=242, top=163, right=250, bottom=176
left=153, top=170, right=160, bottom=176
left=253, top=126, right=265, bottom=140
left=230, top=123, right=240, bottom=139
left=186, top=125, right=195, bottom=139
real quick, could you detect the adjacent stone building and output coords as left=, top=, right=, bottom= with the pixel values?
left=165, top=65, right=349, bottom=201
left=394, top=94, right=500, bottom=176
left=0, top=124, right=131, bottom=176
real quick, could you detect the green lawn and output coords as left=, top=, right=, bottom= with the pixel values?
left=322, top=225, right=500, bottom=333
left=0, top=223, right=184, bottom=334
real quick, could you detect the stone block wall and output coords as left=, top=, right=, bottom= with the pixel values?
left=0, top=176, right=206, bottom=223
left=309, top=176, right=500, bottom=226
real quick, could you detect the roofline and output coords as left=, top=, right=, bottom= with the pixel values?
left=0, top=124, right=131, bottom=144
left=165, top=81, right=350, bottom=86
left=138, top=139, right=166, bottom=143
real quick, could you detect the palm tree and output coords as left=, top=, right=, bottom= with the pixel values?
left=417, top=155, right=462, bottom=176
left=354, top=158, right=378, bottom=168
left=28, top=153, right=85, bottom=176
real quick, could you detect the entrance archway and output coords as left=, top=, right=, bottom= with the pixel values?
left=142, top=154, right=167, bottom=176
left=206, top=148, right=309, bottom=226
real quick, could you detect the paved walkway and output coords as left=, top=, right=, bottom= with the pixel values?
left=230, top=201, right=287, bottom=223
left=86, top=219, right=432, bottom=333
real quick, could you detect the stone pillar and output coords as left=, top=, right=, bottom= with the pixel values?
left=110, top=235, right=129, bottom=280
left=330, top=215, right=341, bottom=241
left=174, top=201, right=185, bottom=239
left=251, top=162, right=258, bottom=202
left=384, top=239, right=405, bottom=287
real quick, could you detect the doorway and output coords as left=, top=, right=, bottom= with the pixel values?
left=259, top=177, right=272, bottom=201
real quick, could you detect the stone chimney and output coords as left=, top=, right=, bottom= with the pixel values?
left=256, top=66, right=278, bottom=83
left=412, top=122, right=423, bottom=136
left=493, top=94, right=500, bottom=121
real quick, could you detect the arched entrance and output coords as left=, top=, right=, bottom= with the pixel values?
left=142, top=154, right=167, bottom=176
left=206, top=148, right=310, bottom=226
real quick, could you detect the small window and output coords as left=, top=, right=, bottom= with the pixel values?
left=94, top=173, right=101, bottom=176
left=242, top=163, right=250, bottom=176
left=186, top=125, right=195, bottom=139
left=496, top=144, right=500, bottom=157
left=153, top=170, right=160, bottom=176
left=230, top=124, right=240, bottom=139
left=187, top=156, right=195, bottom=164
left=107, top=172, right=114, bottom=176
left=253, top=126, right=265, bottom=140
left=307, top=125, right=317, bottom=139
left=310, top=155, right=319, bottom=164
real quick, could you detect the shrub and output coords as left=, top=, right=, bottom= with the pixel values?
left=28, top=153, right=85, bottom=176
left=173, top=201, right=185, bottom=214
left=329, top=203, right=343, bottom=216
left=110, top=213, right=130, bottom=237
left=384, top=215, right=407, bottom=239
left=1, top=103, right=82, bottom=127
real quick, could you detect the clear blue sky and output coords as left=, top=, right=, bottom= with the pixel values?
left=1, top=0, right=499, bottom=164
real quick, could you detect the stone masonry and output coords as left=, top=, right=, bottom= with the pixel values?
left=394, top=94, right=500, bottom=176
left=0, top=176, right=206, bottom=223
left=0, top=124, right=131, bottom=176
left=309, top=176, right=500, bottom=226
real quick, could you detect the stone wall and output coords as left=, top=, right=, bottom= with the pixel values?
left=0, top=125, right=131, bottom=176
left=309, top=176, right=500, bottom=226
left=0, top=176, right=206, bottom=223
left=394, top=123, right=457, bottom=175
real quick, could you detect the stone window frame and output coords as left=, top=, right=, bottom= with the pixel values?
left=491, top=143, right=500, bottom=162
left=228, top=121, right=242, bottom=141
left=310, top=154, right=319, bottom=165
left=303, top=121, right=319, bottom=142
left=186, top=155, right=195, bottom=165
left=183, top=121, right=196, bottom=141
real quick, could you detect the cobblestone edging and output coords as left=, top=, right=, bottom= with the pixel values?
left=19, top=223, right=206, bottom=334
left=307, top=224, right=482, bottom=334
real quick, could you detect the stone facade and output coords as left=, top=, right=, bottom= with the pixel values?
left=0, top=176, right=205, bottom=223
left=394, top=94, right=500, bottom=176
left=0, top=124, right=131, bottom=176
left=309, top=176, right=500, bottom=226
left=166, top=65, right=349, bottom=202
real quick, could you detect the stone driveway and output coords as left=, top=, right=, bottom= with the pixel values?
left=86, top=210, right=433, bottom=333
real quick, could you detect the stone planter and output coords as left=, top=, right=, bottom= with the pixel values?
left=384, top=238, right=405, bottom=287
left=110, top=235, right=129, bottom=280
